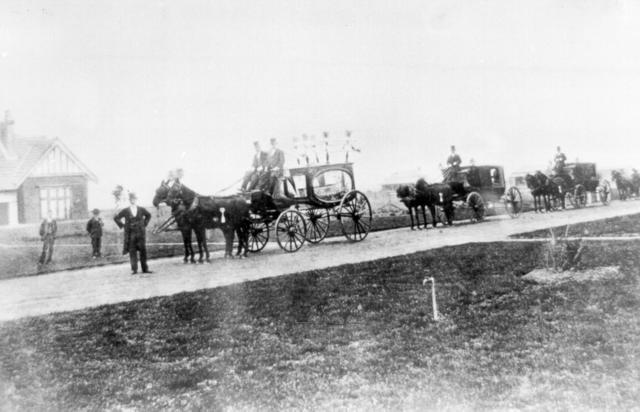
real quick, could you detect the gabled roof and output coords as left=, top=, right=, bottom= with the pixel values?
left=0, top=136, right=97, bottom=190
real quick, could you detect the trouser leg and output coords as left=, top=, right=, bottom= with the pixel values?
left=45, top=237, right=54, bottom=263
left=129, top=248, right=138, bottom=272
left=139, top=240, right=148, bottom=272
left=39, top=241, right=47, bottom=264
left=96, top=237, right=102, bottom=256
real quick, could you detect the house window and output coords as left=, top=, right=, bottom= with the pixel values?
left=40, top=187, right=72, bottom=220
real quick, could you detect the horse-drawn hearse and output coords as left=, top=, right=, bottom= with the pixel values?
left=247, top=162, right=372, bottom=252
left=153, top=162, right=372, bottom=260
left=446, top=165, right=523, bottom=221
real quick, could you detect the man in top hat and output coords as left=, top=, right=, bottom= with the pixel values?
left=241, top=141, right=268, bottom=191
left=553, top=146, right=567, bottom=175
left=444, top=145, right=462, bottom=182
left=114, top=192, right=152, bottom=274
left=262, top=138, right=286, bottom=196
left=38, top=209, right=57, bottom=265
left=86, top=208, right=104, bottom=258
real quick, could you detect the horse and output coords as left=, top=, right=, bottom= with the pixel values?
left=611, top=170, right=635, bottom=200
left=164, top=182, right=251, bottom=259
left=153, top=180, right=210, bottom=263
left=525, top=173, right=549, bottom=213
left=396, top=178, right=454, bottom=229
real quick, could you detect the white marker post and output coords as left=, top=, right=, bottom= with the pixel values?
left=423, top=277, right=439, bottom=321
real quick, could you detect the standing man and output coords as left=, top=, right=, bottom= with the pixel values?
left=114, top=193, right=152, bottom=275
left=241, top=141, right=267, bottom=191
left=553, top=146, right=567, bottom=174
left=86, top=208, right=104, bottom=258
left=38, top=210, right=57, bottom=265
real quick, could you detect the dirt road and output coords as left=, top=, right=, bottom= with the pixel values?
left=2, top=201, right=640, bottom=322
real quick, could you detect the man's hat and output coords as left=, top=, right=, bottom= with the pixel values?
left=92, top=208, right=100, bottom=215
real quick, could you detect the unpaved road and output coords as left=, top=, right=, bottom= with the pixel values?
left=2, top=201, right=640, bottom=322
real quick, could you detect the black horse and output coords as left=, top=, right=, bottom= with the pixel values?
left=153, top=181, right=210, bottom=263
left=396, top=178, right=454, bottom=229
left=153, top=181, right=251, bottom=259
left=525, top=173, right=549, bottom=213
left=611, top=170, right=636, bottom=200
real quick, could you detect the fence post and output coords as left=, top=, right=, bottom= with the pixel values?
left=423, top=277, right=439, bottom=321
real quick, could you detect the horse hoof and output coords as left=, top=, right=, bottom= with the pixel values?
left=190, top=260, right=196, bottom=264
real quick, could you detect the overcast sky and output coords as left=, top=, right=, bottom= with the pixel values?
left=2, top=0, right=640, bottom=208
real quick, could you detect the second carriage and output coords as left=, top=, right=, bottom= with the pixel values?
left=445, top=165, right=524, bottom=221
left=246, top=162, right=372, bottom=253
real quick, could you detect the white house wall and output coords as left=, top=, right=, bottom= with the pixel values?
left=0, top=191, right=19, bottom=225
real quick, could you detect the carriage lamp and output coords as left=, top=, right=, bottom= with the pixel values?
left=423, top=277, right=440, bottom=321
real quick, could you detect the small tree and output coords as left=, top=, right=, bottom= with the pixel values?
left=544, top=225, right=585, bottom=272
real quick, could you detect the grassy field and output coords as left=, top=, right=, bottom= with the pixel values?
left=1, top=239, right=639, bottom=410
left=511, top=212, right=640, bottom=239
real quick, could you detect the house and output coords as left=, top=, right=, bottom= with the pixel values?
left=0, top=111, right=97, bottom=225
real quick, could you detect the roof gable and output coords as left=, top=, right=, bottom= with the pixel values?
left=0, top=137, right=97, bottom=190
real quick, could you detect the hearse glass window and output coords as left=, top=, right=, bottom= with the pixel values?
left=312, top=169, right=354, bottom=202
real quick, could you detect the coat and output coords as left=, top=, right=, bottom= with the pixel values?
left=114, top=206, right=151, bottom=254
left=252, top=151, right=268, bottom=171
left=86, top=217, right=103, bottom=238
left=39, top=219, right=57, bottom=238
left=266, top=148, right=285, bottom=171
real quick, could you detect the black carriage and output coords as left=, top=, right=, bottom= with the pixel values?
left=553, top=162, right=611, bottom=208
left=445, top=165, right=523, bottom=221
left=246, top=162, right=372, bottom=253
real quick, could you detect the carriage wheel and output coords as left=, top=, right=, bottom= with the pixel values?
left=275, top=209, right=307, bottom=253
left=248, top=220, right=269, bottom=252
left=466, top=191, right=485, bottom=221
left=598, top=180, right=611, bottom=205
left=338, top=190, right=372, bottom=242
left=503, top=186, right=523, bottom=218
left=574, top=185, right=587, bottom=208
left=304, top=208, right=330, bottom=243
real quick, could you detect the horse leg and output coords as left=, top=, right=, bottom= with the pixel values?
left=428, top=205, right=437, bottom=228
left=408, top=207, right=415, bottom=230
left=181, top=229, right=190, bottom=263
left=445, top=203, right=454, bottom=226
left=195, top=227, right=205, bottom=263
left=223, top=226, right=234, bottom=258
left=420, top=205, right=427, bottom=229
left=201, top=228, right=210, bottom=263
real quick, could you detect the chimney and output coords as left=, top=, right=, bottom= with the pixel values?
left=0, top=110, right=16, bottom=159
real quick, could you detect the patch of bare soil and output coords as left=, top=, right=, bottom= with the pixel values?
left=523, top=266, right=622, bottom=284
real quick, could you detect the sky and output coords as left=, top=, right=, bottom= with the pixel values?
left=1, top=0, right=640, bottom=208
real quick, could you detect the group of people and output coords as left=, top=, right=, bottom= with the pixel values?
left=38, top=192, right=153, bottom=275
left=240, top=138, right=286, bottom=197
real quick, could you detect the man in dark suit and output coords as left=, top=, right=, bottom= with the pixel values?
left=443, top=145, right=462, bottom=183
left=114, top=193, right=152, bottom=274
left=553, top=146, right=567, bottom=174
left=38, top=210, right=57, bottom=265
left=241, top=141, right=268, bottom=191
left=86, top=208, right=104, bottom=258
left=261, top=138, right=286, bottom=196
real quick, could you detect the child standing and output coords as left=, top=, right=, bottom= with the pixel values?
left=86, top=208, right=104, bottom=258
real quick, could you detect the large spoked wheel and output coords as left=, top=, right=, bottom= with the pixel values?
left=466, top=191, right=485, bottom=222
left=338, top=190, right=372, bottom=242
left=574, top=185, right=587, bottom=208
left=275, top=209, right=307, bottom=253
left=598, top=180, right=611, bottom=205
left=248, top=220, right=270, bottom=253
left=304, top=208, right=330, bottom=244
left=503, top=186, right=523, bottom=218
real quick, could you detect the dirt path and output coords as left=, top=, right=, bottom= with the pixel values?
left=2, top=201, right=640, bottom=322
